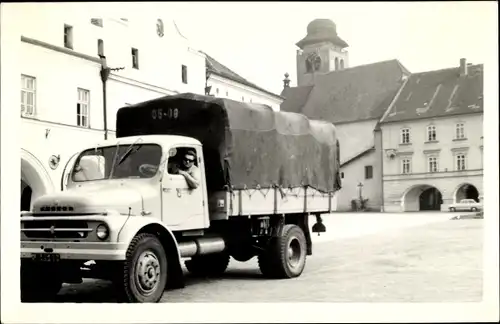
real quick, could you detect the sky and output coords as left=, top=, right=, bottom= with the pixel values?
left=12, top=1, right=497, bottom=95
left=165, top=1, right=497, bottom=95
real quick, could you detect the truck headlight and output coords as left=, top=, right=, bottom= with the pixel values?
left=96, top=224, right=109, bottom=240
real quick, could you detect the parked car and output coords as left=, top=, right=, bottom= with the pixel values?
left=448, top=199, right=483, bottom=212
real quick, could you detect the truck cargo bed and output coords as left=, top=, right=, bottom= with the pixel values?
left=208, top=187, right=336, bottom=220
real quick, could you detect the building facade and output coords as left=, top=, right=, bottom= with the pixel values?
left=204, top=52, right=284, bottom=111
left=379, top=59, right=484, bottom=212
left=14, top=7, right=207, bottom=211
left=280, top=18, right=410, bottom=211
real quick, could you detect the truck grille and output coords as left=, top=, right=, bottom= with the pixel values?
left=22, top=220, right=91, bottom=239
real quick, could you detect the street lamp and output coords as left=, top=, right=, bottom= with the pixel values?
left=99, top=55, right=124, bottom=140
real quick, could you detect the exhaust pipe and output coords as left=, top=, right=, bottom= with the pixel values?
left=178, top=237, right=226, bottom=258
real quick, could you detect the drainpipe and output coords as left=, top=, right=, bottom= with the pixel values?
left=99, top=55, right=124, bottom=140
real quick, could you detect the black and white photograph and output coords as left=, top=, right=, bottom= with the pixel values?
left=1, top=1, right=498, bottom=323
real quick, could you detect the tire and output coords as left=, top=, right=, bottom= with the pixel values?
left=471, top=207, right=477, bottom=212
left=450, top=207, right=456, bottom=212
left=21, top=263, right=62, bottom=302
left=119, top=233, right=168, bottom=303
left=185, top=252, right=230, bottom=277
left=258, top=224, right=307, bottom=279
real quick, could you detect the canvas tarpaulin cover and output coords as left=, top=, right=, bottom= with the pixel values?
left=116, top=93, right=341, bottom=193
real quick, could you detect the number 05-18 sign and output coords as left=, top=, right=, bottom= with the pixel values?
left=151, top=107, right=179, bottom=120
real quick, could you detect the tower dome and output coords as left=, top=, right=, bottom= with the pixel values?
left=296, top=18, right=348, bottom=50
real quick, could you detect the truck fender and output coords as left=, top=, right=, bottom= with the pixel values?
left=117, top=216, right=185, bottom=290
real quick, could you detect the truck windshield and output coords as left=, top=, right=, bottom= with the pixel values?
left=71, top=144, right=162, bottom=182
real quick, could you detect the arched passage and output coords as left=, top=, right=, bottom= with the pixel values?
left=21, top=149, right=54, bottom=211
left=454, top=183, right=480, bottom=203
left=402, top=184, right=443, bottom=212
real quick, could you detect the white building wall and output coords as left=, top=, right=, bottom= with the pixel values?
left=381, top=113, right=484, bottom=212
left=12, top=5, right=206, bottom=209
left=207, top=74, right=283, bottom=111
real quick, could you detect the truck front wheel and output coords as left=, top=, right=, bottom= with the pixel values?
left=258, top=224, right=307, bottom=279
left=119, top=233, right=168, bottom=303
left=185, top=252, right=230, bottom=277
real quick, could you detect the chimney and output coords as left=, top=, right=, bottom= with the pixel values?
left=460, top=58, right=468, bottom=76
left=283, top=72, right=291, bottom=89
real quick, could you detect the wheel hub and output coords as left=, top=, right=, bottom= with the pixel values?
left=287, top=238, right=302, bottom=269
left=136, top=251, right=160, bottom=292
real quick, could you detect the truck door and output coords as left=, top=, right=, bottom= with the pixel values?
left=161, top=145, right=207, bottom=230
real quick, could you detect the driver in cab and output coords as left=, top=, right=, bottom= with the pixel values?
left=169, top=149, right=200, bottom=189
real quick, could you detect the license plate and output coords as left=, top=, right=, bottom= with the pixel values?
left=32, top=253, right=60, bottom=262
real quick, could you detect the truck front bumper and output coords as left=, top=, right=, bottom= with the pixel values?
left=21, top=241, right=128, bottom=261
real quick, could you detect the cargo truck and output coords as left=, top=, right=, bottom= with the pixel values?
left=20, top=93, right=341, bottom=303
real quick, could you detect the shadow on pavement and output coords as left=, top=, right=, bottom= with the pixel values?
left=26, top=268, right=268, bottom=303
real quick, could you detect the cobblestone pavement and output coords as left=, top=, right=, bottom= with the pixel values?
left=54, top=218, right=483, bottom=303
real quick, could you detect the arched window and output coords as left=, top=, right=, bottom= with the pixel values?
left=340, top=59, right=344, bottom=70
left=334, top=57, right=339, bottom=71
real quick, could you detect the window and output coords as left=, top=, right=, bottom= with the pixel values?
left=90, top=18, right=103, bottom=27
left=97, top=39, right=104, bottom=56
left=131, top=48, right=139, bottom=69
left=401, top=128, right=410, bottom=144
left=456, top=123, right=465, bottom=139
left=334, top=57, right=339, bottom=71
left=340, top=172, right=344, bottom=179
left=72, top=144, right=162, bottom=182
left=401, top=158, right=411, bottom=174
left=216, top=88, right=219, bottom=95
left=64, top=24, right=73, bottom=49
left=226, top=91, right=229, bottom=97
left=77, top=88, right=90, bottom=127
left=428, top=156, right=438, bottom=173
left=455, top=153, right=466, bottom=171
left=340, top=59, right=344, bottom=70
left=181, top=65, right=188, bottom=84
left=167, top=147, right=199, bottom=175
left=364, top=166, right=373, bottom=179
left=21, top=74, right=36, bottom=117
left=427, top=125, right=436, bottom=141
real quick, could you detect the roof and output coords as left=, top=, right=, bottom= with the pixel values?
left=340, top=146, right=375, bottom=168
left=280, top=60, right=410, bottom=124
left=380, top=64, right=484, bottom=123
left=203, top=52, right=284, bottom=100
left=296, top=19, right=349, bottom=49
left=280, top=85, right=314, bottom=113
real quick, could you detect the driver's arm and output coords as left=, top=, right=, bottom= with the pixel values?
left=180, top=167, right=200, bottom=189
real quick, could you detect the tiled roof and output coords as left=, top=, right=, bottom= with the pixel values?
left=380, top=64, right=483, bottom=123
left=280, top=85, right=314, bottom=113
left=203, top=52, right=283, bottom=100
left=280, top=60, right=409, bottom=124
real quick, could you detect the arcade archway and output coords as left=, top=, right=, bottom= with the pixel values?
left=20, top=150, right=53, bottom=212
left=454, top=183, right=480, bottom=203
left=402, top=184, right=443, bottom=212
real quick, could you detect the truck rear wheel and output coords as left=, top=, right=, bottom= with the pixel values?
left=119, top=233, right=168, bottom=303
left=258, top=224, right=307, bottom=279
left=185, top=252, right=230, bottom=277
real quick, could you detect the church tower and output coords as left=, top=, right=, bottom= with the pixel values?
left=296, top=19, right=349, bottom=86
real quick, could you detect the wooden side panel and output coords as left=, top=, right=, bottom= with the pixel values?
left=276, top=187, right=307, bottom=214
left=210, top=187, right=337, bottom=219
